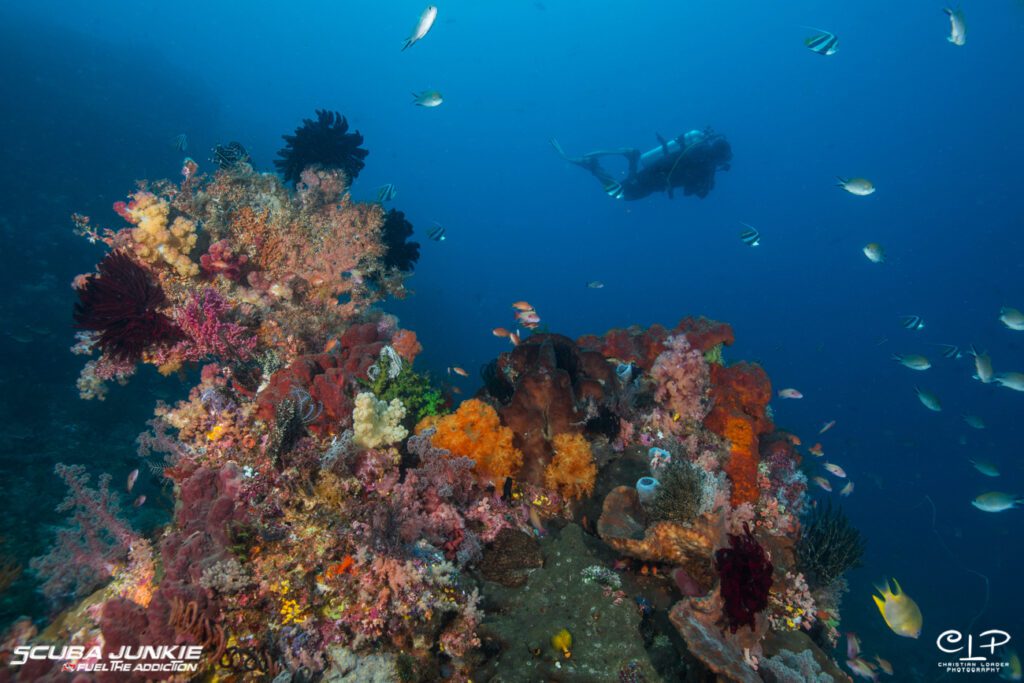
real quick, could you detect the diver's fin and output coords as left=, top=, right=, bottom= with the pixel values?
left=550, top=137, right=568, bottom=160
left=656, top=133, right=669, bottom=157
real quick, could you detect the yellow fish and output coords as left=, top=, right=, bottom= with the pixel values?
left=873, top=577, right=923, bottom=638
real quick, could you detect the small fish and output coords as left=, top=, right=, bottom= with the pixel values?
left=969, top=458, right=1000, bottom=477
left=812, top=476, right=833, bottom=492
left=587, top=280, right=605, bottom=289
left=126, top=468, right=139, bottom=493
left=819, top=419, right=836, bottom=434
left=402, top=5, right=438, bottom=51
left=914, top=386, right=942, bottom=411
left=170, top=133, right=188, bottom=152
left=787, top=433, right=802, bottom=446
left=376, top=183, right=397, bottom=203
left=969, top=346, right=994, bottom=383
left=448, top=366, right=469, bottom=378
left=778, top=388, right=803, bottom=399
left=840, top=481, right=854, bottom=497
left=809, top=443, right=824, bottom=457
left=892, top=353, right=931, bottom=371
left=132, top=495, right=147, bottom=508
left=943, top=7, right=966, bottom=46
left=509, top=330, right=521, bottom=346
left=971, top=491, right=1023, bottom=512
left=512, top=301, right=534, bottom=311
left=837, top=177, right=875, bottom=196
left=847, top=657, right=878, bottom=681
left=824, top=462, right=847, bottom=478
left=804, top=28, right=839, bottom=56
left=492, top=327, right=510, bottom=338
left=994, top=372, right=1024, bottom=391
left=602, top=179, right=624, bottom=200
left=516, top=311, right=541, bottom=325
left=739, top=222, right=761, bottom=247
left=899, top=315, right=925, bottom=331
left=426, top=223, right=446, bottom=241
left=846, top=632, right=861, bottom=660
left=1000, top=307, right=1024, bottom=331
left=874, top=655, right=893, bottom=676
left=935, top=343, right=962, bottom=360
left=962, top=414, right=985, bottom=429
left=863, top=243, right=885, bottom=263
left=412, top=90, right=443, bottom=107
left=873, top=577, right=923, bottom=638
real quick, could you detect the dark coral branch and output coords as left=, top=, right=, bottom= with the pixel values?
left=380, top=209, right=420, bottom=272
left=714, top=522, right=773, bottom=633
left=73, top=251, right=183, bottom=362
left=796, top=501, right=865, bottom=587
left=274, top=109, right=368, bottom=186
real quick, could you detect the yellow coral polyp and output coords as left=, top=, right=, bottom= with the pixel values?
left=128, top=192, right=199, bottom=277
left=280, top=598, right=306, bottom=625
left=543, top=433, right=597, bottom=500
left=206, top=423, right=227, bottom=442
left=352, top=392, right=408, bottom=448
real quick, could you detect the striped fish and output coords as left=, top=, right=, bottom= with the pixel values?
left=426, top=223, right=446, bottom=241
left=935, top=343, right=962, bottom=360
left=170, top=133, right=188, bottom=152
left=376, top=183, right=397, bottom=203
left=738, top=222, right=760, bottom=247
left=602, top=179, right=624, bottom=200
left=804, top=28, right=839, bottom=56
left=899, top=315, right=925, bottom=331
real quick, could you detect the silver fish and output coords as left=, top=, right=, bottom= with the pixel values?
left=944, top=7, right=966, bottom=46
left=914, top=386, right=942, bottom=411
left=970, top=346, right=993, bottom=384
left=892, top=353, right=931, bottom=371
left=962, top=414, right=985, bottom=430
left=969, top=459, right=999, bottom=477
left=412, top=90, right=443, bottom=107
left=971, top=492, right=1021, bottom=513
left=403, top=5, right=438, bottom=51
left=1000, top=307, right=1024, bottom=331
left=994, top=372, right=1024, bottom=392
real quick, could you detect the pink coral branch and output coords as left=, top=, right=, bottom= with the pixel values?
left=173, top=289, right=257, bottom=362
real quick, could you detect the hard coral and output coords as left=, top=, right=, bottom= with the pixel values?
left=715, top=523, right=774, bottom=633
left=274, top=109, right=368, bottom=186
left=73, top=251, right=184, bottom=363
left=430, top=399, right=523, bottom=483
left=543, top=432, right=597, bottom=500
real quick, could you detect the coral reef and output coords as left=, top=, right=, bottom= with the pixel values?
left=543, top=432, right=598, bottom=500
left=352, top=392, right=408, bottom=448
left=275, top=109, right=368, bottom=186
left=118, top=191, right=200, bottom=277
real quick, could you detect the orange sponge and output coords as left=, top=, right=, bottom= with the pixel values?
left=430, top=399, right=523, bottom=482
left=543, top=433, right=597, bottom=500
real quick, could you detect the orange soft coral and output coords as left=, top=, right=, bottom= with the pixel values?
left=430, top=399, right=523, bottom=482
left=543, top=433, right=597, bottom=500
left=391, top=329, right=422, bottom=364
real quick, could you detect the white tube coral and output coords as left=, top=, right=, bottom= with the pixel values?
left=352, top=392, right=408, bottom=448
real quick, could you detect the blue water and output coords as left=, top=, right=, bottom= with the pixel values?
left=2, top=0, right=1022, bottom=677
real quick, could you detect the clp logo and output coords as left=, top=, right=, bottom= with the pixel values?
left=937, top=630, right=1011, bottom=662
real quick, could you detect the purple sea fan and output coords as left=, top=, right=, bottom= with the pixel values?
left=73, top=251, right=184, bottom=362
left=173, top=288, right=257, bottom=362
left=714, top=522, right=773, bottom=633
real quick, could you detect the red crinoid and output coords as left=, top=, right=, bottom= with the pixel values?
left=714, top=522, right=773, bottom=633
left=73, top=251, right=183, bottom=362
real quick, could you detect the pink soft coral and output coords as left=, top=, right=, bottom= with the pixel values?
left=650, top=335, right=711, bottom=434
left=172, top=288, right=257, bottom=362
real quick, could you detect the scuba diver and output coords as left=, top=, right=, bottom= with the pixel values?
left=551, top=128, right=732, bottom=200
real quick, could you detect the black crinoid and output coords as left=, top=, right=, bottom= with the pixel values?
left=381, top=209, right=420, bottom=272
left=274, top=110, right=369, bottom=186
left=73, top=251, right=184, bottom=362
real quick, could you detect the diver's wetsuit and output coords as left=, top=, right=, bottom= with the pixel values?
left=551, top=129, right=732, bottom=200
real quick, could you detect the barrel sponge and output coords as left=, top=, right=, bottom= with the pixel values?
left=352, top=392, right=408, bottom=448
left=129, top=192, right=199, bottom=278
left=429, top=399, right=523, bottom=482
left=544, top=432, right=597, bottom=500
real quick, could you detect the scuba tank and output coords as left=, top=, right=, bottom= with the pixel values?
left=637, top=130, right=705, bottom=170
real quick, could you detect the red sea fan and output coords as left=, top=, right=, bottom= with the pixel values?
left=714, top=522, right=773, bottom=633
left=73, top=251, right=183, bottom=362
